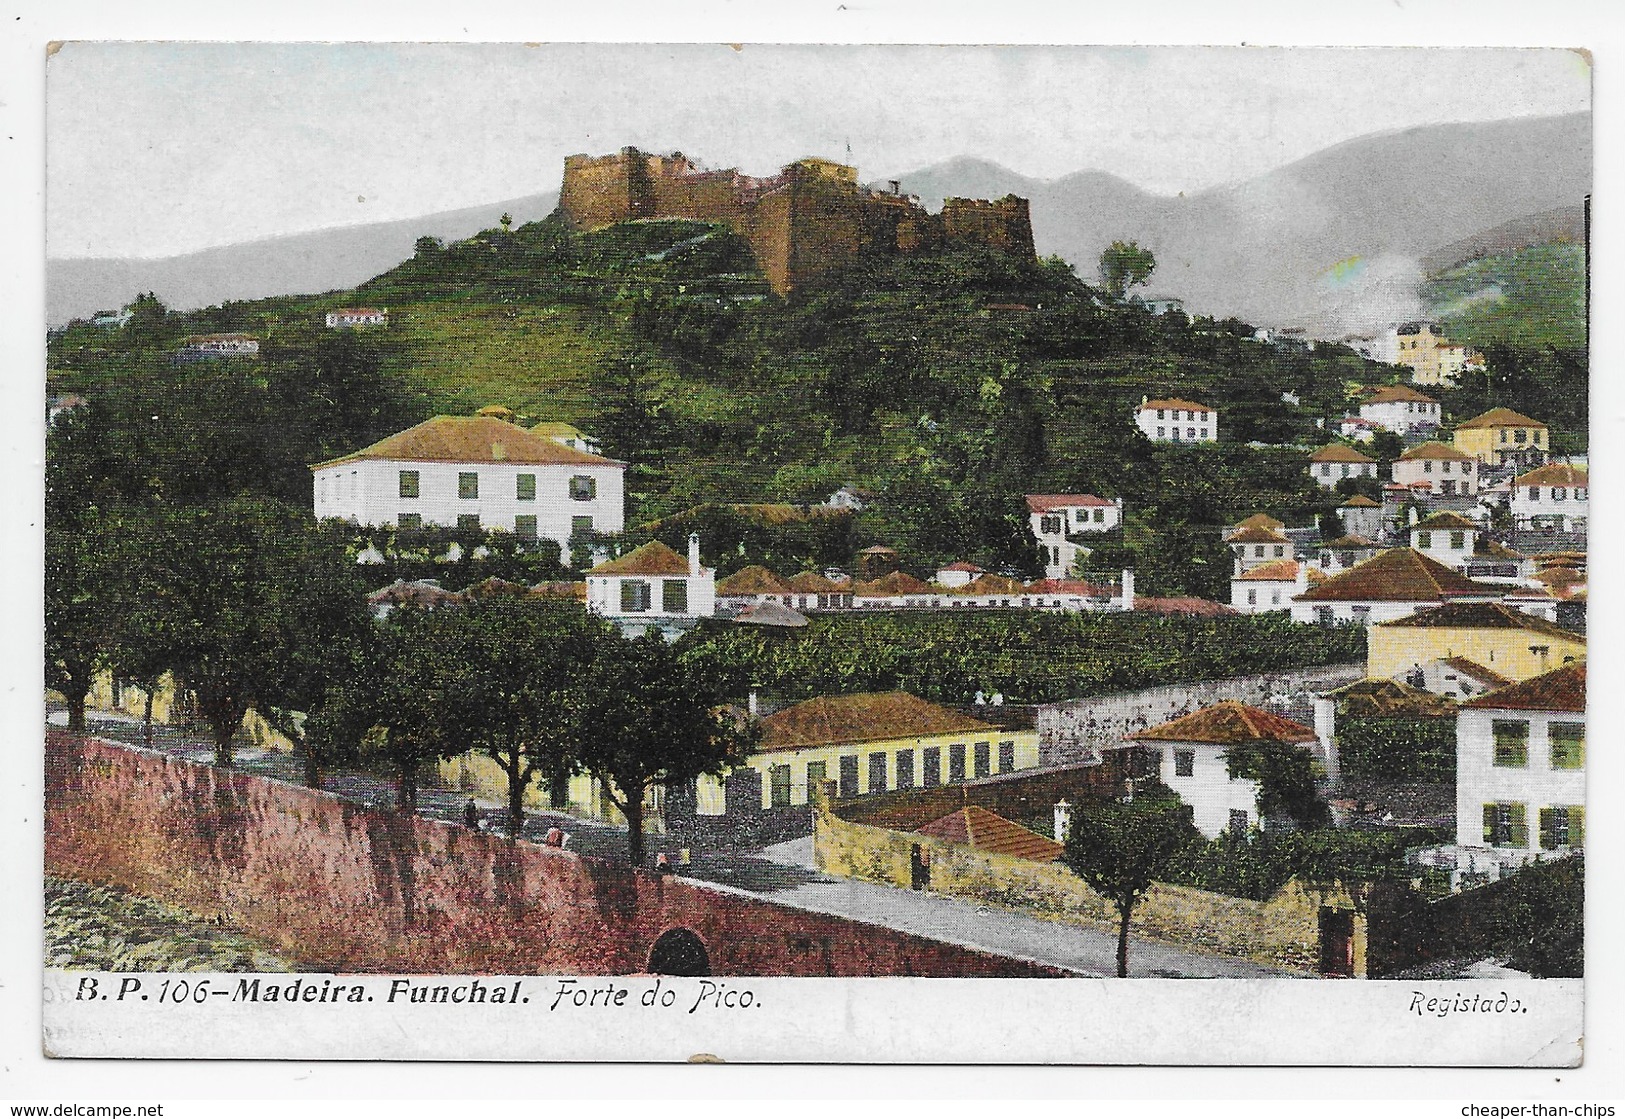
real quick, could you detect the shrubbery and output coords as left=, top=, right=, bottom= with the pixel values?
left=1163, top=826, right=1433, bottom=902
left=1338, top=716, right=1456, bottom=783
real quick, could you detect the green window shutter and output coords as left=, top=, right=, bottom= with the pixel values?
left=513, top=515, right=537, bottom=539
left=1482, top=804, right=1497, bottom=845
left=1508, top=803, right=1528, bottom=848
left=458, top=471, right=479, bottom=499
left=1493, top=720, right=1528, bottom=767
left=516, top=473, right=536, bottom=501
left=1571, top=806, right=1585, bottom=847
left=662, top=579, right=688, bottom=614
left=1550, top=723, right=1585, bottom=770
left=398, top=470, right=419, bottom=498
left=1539, top=807, right=1559, bottom=850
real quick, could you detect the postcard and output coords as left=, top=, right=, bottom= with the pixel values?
left=40, top=41, right=1589, bottom=1064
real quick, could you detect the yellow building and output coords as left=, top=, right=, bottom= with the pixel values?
left=1452, top=407, right=1550, bottom=468
left=1395, top=321, right=1471, bottom=386
left=699, top=691, right=1041, bottom=813
left=1368, top=601, right=1585, bottom=684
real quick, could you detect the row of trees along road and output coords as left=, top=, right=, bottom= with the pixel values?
left=46, top=408, right=754, bottom=867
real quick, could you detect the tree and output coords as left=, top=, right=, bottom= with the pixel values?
left=571, top=634, right=756, bottom=866
left=1099, top=240, right=1157, bottom=300
left=499, top=212, right=514, bottom=233
left=1062, top=787, right=1200, bottom=976
left=156, top=499, right=372, bottom=767
left=435, top=600, right=611, bottom=837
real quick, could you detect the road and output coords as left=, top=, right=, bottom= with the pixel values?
left=51, top=707, right=1302, bottom=978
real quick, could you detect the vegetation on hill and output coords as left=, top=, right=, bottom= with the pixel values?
left=47, top=208, right=1528, bottom=590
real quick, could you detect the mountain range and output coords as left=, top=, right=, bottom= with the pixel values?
left=47, top=112, right=1589, bottom=334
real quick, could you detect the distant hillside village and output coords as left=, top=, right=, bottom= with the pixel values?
left=48, top=144, right=1588, bottom=979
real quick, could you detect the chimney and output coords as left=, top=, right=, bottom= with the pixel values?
left=688, top=532, right=701, bottom=577
left=1314, top=695, right=1340, bottom=788
left=1053, top=799, right=1072, bottom=844
left=748, top=687, right=759, bottom=717
left=1121, top=569, right=1136, bottom=612
left=888, top=179, right=901, bottom=195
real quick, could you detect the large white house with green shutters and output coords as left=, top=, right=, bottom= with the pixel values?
left=1452, top=661, right=1585, bottom=882
left=310, top=413, right=625, bottom=557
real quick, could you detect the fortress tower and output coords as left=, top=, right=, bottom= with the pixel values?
left=558, top=147, right=1036, bottom=295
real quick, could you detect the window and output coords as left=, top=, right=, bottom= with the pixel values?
left=1553, top=487, right=1567, bottom=501
left=1174, top=749, right=1195, bottom=778
left=922, top=746, right=941, bottom=788
left=1417, top=531, right=1432, bottom=549
left=516, top=473, right=536, bottom=501
left=838, top=755, right=859, bottom=799
left=973, top=741, right=991, bottom=779
left=998, top=741, right=1015, bottom=774
left=1483, top=802, right=1527, bottom=848
left=1273, top=545, right=1285, bottom=557
left=1423, top=460, right=1433, bottom=474
left=1514, top=429, right=1527, bottom=444
left=805, top=761, right=827, bottom=798
left=1540, top=806, right=1583, bottom=850
left=398, top=470, right=420, bottom=499
left=948, top=744, right=967, bottom=784
left=1156, top=409, right=1165, bottom=420
left=1340, top=465, right=1350, bottom=477
left=514, top=514, right=538, bottom=539
left=661, top=579, right=689, bottom=614
left=571, top=515, right=594, bottom=538
left=1229, top=810, right=1250, bottom=833
left=1450, top=531, right=1465, bottom=549
left=1549, top=723, right=1585, bottom=770
left=620, top=580, right=652, bottom=613
left=458, top=471, right=478, bottom=499
left=569, top=475, right=597, bottom=501
left=1247, top=589, right=1258, bottom=606
left=398, top=512, right=422, bottom=531
left=457, top=513, right=481, bottom=532
left=1041, top=514, right=1063, bottom=534
left=1492, top=720, right=1529, bottom=767
left=1187, top=427, right=1196, bottom=439
left=896, top=750, right=915, bottom=790
left=868, top=752, right=888, bottom=794
left=1254, top=545, right=1265, bottom=558
left=1270, top=591, right=1281, bottom=606
left=1157, top=427, right=1165, bottom=438
left=1093, top=508, right=1105, bottom=523
left=769, top=764, right=792, bottom=809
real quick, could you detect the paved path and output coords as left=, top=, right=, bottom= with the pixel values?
left=52, top=708, right=1301, bottom=979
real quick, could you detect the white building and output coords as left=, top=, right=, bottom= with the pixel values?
left=1338, top=416, right=1379, bottom=443
left=586, top=534, right=717, bottom=638
left=825, top=485, right=873, bottom=512
left=934, top=561, right=987, bottom=589
left=325, top=307, right=388, bottom=328
left=179, top=333, right=260, bottom=359
left=1135, top=397, right=1217, bottom=444
left=1409, top=511, right=1480, bottom=571
left=1411, top=657, right=1512, bottom=702
left=1308, top=444, right=1378, bottom=489
left=1337, top=495, right=1385, bottom=541
left=530, top=422, right=603, bottom=457
left=1454, top=661, right=1585, bottom=875
left=1027, top=493, right=1123, bottom=579
left=1510, top=463, right=1588, bottom=533
left=1225, top=515, right=1293, bottom=575
left=1315, top=534, right=1380, bottom=576
left=310, top=414, right=626, bottom=556
left=1125, top=701, right=1322, bottom=839
left=1391, top=441, right=1479, bottom=496
left=1230, top=559, right=1306, bottom=614
left=1359, top=384, right=1441, bottom=435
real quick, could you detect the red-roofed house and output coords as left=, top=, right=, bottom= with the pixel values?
left=1135, top=397, right=1217, bottom=443
left=934, top=561, right=987, bottom=589
left=1308, top=444, right=1378, bottom=489
left=1230, top=559, right=1307, bottom=614
left=1026, top=493, right=1123, bottom=579
left=1123, top=701, right=1320, bottom=837
left=586, top=533, right=715, bottom=637
left=1510, top=463, right=1588, bottom=533
left=1359, top=384, right=1440, bottom=434
left=1455, top=662, right=1584, bottom=872
left=1392, top=441, right=1479, bottom=496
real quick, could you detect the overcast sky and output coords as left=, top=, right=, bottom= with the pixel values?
left=46, top=42, right=1591, bottom=260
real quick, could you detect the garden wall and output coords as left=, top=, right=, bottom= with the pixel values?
left=814, top=802, right=1364, bottom=976
left=1039, top=662, right=1364, bottom=766
left=44, top=732, right=1062, bottom=978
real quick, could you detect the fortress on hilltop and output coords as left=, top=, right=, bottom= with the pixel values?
left=559, top=147, right=1035, bottom=295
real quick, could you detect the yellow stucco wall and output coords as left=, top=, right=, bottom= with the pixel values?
left=696, top=728, right=1042, bottom=813
left=1368, top=624, right=1585, bottom=683
left=813, top=801, right=1364, bottom=976
left=1453, top=425, right=1547, bottom=466
left=437, top=753, right=668, bottom=832
left=85, top=670, right=297, bottom=753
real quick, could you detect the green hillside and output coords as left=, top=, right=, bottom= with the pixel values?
left=1424, top=241, right=1586, bottom=351
left=47, top=212, right=1444, bottom=597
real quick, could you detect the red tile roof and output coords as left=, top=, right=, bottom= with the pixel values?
left=1515, top=463, right=1588, bottom=487
left=1364, top=385, right=1438, bottom=405
left=1462, top=662, right=1585, bottom=713
left=1309, top=444, right=1376, bottom=464
left=1133, top=596, right=1237, bottom=617
left=1226, top=525, right=1290, bottom=544
left=851, top=571, right=935, bottom=597
left=1441, top=657, right=1513, bottom=690
left=1398, top=441, right=1475, bottom=462
left=1026, top=578, right=1116, bottom=597
left=1130, top=700, right=1317, bottom=746
left=1234, top=513, right=1285, bottom=531
left=954, top=574, right=1027, bottom=596
left=787, top=571, right=842, bottom=594
left=757, top=692, right=998, bottom=751
left=937, top=561, right=987, bottom=573
left=1026, top=494, right=1116, bottom=512
left=716, top=565, right=793, bottom=596
left=1233, top=559, right=1300, bottom=582
left=1339, top=495, right=1381, bottom=508
left=1375, top=601, right=1585, bottom=643
left=312, top=415, right=621, bottom=470
left=1455, top=407, right=1546, bottom=431
left=1413, top=511, right=1478, bottom=530
left=1139, top=398, right=1213, bottom=412
left=1294, top=548, right=1504, bottom=604
left=915, top=807, right=1065, bottom=863
left=589, top=540, right=693, bottom=577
